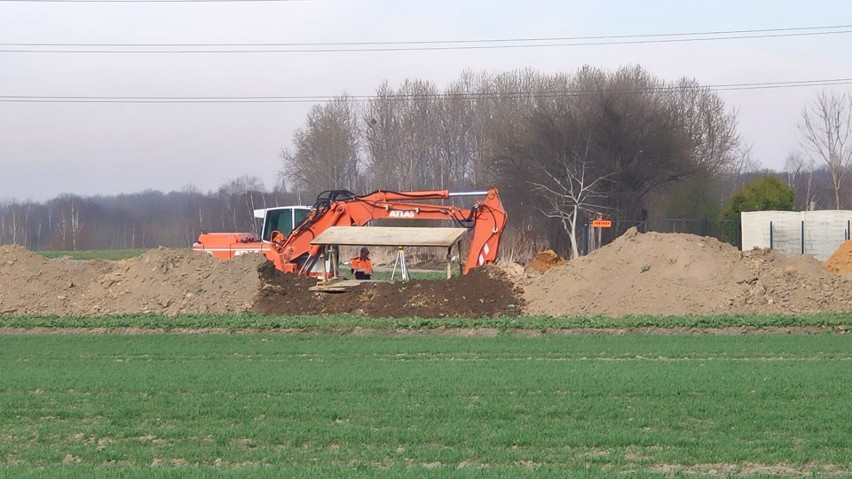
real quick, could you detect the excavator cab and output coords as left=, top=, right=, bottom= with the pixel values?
left=255, top=206, right=310, bottom=242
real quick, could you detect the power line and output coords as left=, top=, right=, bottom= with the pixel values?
left=0, top=0, right=309, bottom=3
left=4, top=24, right=850, bottom=47
left=3, top=79, right=851, bottom=103
left=2, top=28, right=851, bottom=53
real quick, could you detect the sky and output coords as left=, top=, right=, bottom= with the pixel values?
left=1, top=0, right=850, bottom=203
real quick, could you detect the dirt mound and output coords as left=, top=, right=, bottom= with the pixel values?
left=526, top=249, right=565, bottom=273
left=0, top=245, right=522, bottom=318
left=0, top=245, right=263, bottom=316
left=521, top=227, right=852, bottom=317
left=824, top=240, right=852, bottom=275
left=251, top=263, right=523, bottom=318
left=4, top=227, right=852, bottom=320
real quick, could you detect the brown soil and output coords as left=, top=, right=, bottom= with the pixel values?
left=520, top=227, right=852, bottom=317
left=0, top=245, right=261, bottom=316
left=824, top=239, right=852, bottom=275
left=526, top=249, right=565, bottom=273
left=2, top=228, right=852, bottom=319
left=251, top=262, right=522, bottom=318
left=0, top=245, right=522, bottom=318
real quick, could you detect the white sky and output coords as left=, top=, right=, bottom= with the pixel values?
left=1, top=0, right=850, bottom=202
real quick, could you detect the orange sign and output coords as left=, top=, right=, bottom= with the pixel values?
left=591, top=219, right=612, bottom=228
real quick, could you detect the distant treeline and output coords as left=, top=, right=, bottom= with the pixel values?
left=0, top=177, right=299, bottom=251
left=0, top=167, right=834, bottom=256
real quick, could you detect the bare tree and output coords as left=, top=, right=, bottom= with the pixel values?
left=217, top=176, right=267, bottom=231
left=798, top=90, right=852, bottom=209
left=364, top=80, right=441, bottom=191
left=531, top=147, right=612, bottom=259
left=54, top=201, right=70, bottom=249
left=363, top=82, right=403, bottom=191
left=435, top=83, right=476, bottom=190
left=70, top=199, right=83, bottom=250
left=582, top=67, right=735, bottom=221
left=785, top=152, right=817, bottom=210
left=488, top=66, right=743, bottom=257
left=281, top=95, right=361, bottom=198
left=671, top=78, right=742, bottom=176
left=474, top=69, right=544, bottom=188
left=1, top=201, right=29, bottom=245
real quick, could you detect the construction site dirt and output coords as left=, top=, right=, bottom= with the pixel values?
left=3, top=227, right=852, bottom=319
left=251, top=262, right=522, bottom=318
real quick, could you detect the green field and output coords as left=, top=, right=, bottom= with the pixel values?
left=0, top=332, right=849, bottom=478
left=1, top=312, right=849, bottom=331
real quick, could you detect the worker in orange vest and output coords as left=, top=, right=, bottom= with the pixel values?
left=350, top=247, right=374, bottom=280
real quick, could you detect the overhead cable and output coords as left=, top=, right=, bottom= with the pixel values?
left=3, top=24, right=851, bottom=47
left=0, top=0, right=310, bottom=3
left=1, top=27, right=850, bottom=53
left=3, top=78, right=851, bottom=103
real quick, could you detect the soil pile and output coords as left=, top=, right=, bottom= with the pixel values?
left=0, top=245, right=522, bottom=318
left=0, top=245, right=262, bottom=316
left=824, top=240, right=852, bottom=275
left=3, top=227, right=852, bottom=319
left=521, top=228, right=852, bottom=317
left=526, top=250, right=565, bottom=273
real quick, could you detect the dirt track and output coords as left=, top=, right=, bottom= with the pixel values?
left=2, top=228, right=852, bottom=318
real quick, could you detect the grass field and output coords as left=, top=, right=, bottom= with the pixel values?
left=1, top=312, right=849, bottom=331
left=0, top=332, right=849, bottom=478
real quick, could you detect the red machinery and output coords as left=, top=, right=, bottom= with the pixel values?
left=193, top=187, right=507, bottom=276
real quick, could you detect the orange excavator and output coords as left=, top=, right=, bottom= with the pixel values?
left=192, top=187, right=507, bottom=276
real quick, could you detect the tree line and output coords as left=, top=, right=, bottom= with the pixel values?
left=0, top=177, right=297, bottom=251
left=282, top=65, right=751, bottom=257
